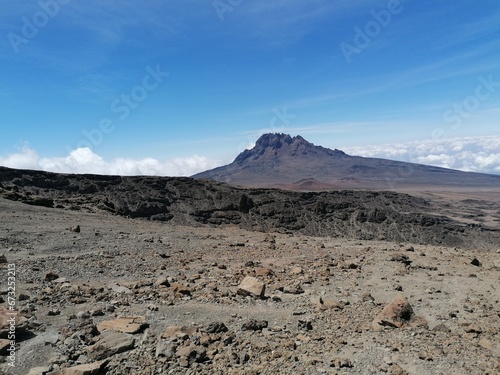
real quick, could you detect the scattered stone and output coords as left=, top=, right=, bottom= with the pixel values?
left=432, top=323, right=451, bottom=333
left=313, top=296, right=343, bottom=310
left=362, top=292, right=375, bottom=302
left=44, top=272, right=60, bottom=282
left=298, top=320, right=313, bottom=331
left=162, top=325, right=197, bottom=340
left=18, top=293, right=30, bottom=301
left=372, top=295, right=423, bottom=331
left=90, top=309, right=105, bottom=317
left=241, top=319, right=268, bottom=331
left=76, top=311, right=91, bottom=319
left=479, top=338, right=492, bottom=350
left=389, top=363, right=409, bottom=375
left=155, top=339, right=176, bottom=359
left=47, top=359, right=108, bottom=375
left=323, top=298, right=343, bottom=309
left=470, top=258, right=482, bottom=267
left=44, top=333, right=59, bottom=346
left=390, top=253, right=412, bottom=266
left=178, top=356, right=189, bottom=367
left=176, top=344, right=207, bottom=364
left=154, top=275, right=170, bottom=287
left=170, top=282, right=191, bottom=296
left=97, top=316, right=147, bottom=334
left=110, top=284, right=132, bottom=294
left=28, top=367, right=52, bottom=375
left=204, top=322, right=228, bottom=334
left=146, top=303, right=159, bottom=311
left=332, top=357, right=353, bottom=368
left=255, top=267, right=274, bottom=277
left=69, top=225, right=81, bottom=233
left=464, top=323, right=482, bottom=334
left=0, top=254, right=7, bottom=264
left=1, top=178, right=499, bottom=374
left=237, top=276, right=266, bottom=298
left=86, top=332, right=135, bottom=360
left=283, top=283, right=304, bottom=295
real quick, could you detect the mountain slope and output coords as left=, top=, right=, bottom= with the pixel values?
left=193, top=133, right=500, bottom=190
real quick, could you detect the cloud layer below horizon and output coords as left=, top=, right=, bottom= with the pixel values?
left=1, top=135, right=499, bottom=176
left=343, top=135, right=500, bottom=175
left=0, top=146, right=220, bottom=177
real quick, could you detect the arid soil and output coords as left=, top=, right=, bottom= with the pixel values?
left=0, top=167, right=499, bottom=374
left=0, top=194, right=499, bottom=374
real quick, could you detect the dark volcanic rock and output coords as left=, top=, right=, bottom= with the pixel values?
left=0, top=166, right=498, bottom=248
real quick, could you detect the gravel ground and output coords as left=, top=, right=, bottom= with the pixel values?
left=0, top=198, right=498, bottom=374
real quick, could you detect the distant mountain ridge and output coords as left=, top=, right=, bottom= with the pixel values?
left=193, top=133, right=500, bottom=190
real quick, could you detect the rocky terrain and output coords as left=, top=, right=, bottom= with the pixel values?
left=0, top=166, right=499, bottom=374
left=0, top=198, right=499, bottom=375
left=1, top=166, right=499, bottom=250
left=193, top=133, right=500, bottom=190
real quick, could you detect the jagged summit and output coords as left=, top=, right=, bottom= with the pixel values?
left=234, top=133, right=347, bottom=165
left=192, top=133, right=500, bottom=190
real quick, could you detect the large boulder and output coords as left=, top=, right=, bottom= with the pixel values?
left=97, top=316, right=147, bottom=334
left=237, top=276, right=266, bottom=298
left=86, top=332, right=135, bottom=360
left=47, top=360, right=109, bottom=375
left=372, top=294, right=426, bottom=331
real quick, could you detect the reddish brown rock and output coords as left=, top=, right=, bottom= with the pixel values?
left=255, top=267, right=274, bottom=277
left=162, top=325, right=197, bottom=339
left=97, top=316, right=147, bottom=334
left=237, top=276, right=266, bottom=298
left=170, top=282, right=191, bottom=296
left=47, top=359, right=108, bottom=375
left=86, top=332, right=135, bottom=360
left=372, top=295, right=418, bottom=331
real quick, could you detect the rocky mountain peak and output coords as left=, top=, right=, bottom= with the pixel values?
left=233, top=133, right=346, bottom=165
left=254, top=133, right=305, bottom=149
left=192, top=133, right=500, bottom=190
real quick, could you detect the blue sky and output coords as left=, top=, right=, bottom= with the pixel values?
left=1, top=0, right=499, bottom=175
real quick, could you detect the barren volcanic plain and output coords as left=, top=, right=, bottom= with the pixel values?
left=0, top=163, right=499, bottom=374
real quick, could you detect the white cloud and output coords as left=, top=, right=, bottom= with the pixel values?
left=2, top=136, right=499, bottom=177
left=343, top=135, right=500, bottom=175
left=0, top=146, right=219, bottom=177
